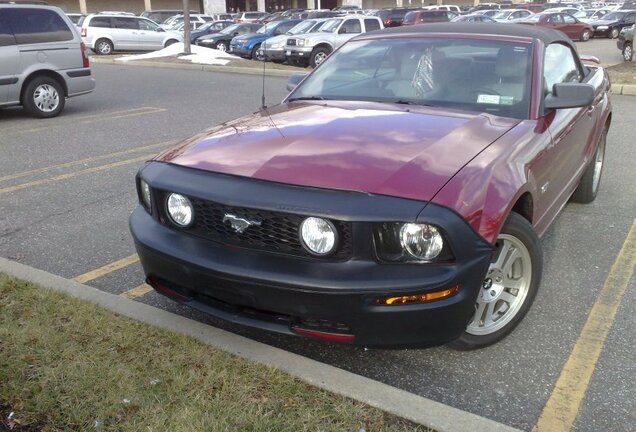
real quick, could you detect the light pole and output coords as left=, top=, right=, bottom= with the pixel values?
left=183, top=0, right=191, bottom=55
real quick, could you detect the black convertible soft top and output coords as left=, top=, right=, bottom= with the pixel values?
left=364, top=22, right=575, bottom=48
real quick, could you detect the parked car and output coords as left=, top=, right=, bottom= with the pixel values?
left=492, top=9, right=534, bottom=22
left=468, top=3, right=501, bottom=12
left=234, top=11, right=268, bottom=23
left=451, top=14, right=496, bottom=23
left=210, top=13, right=233, bottom=21
left=590, top=10, right=636, bottom=38
left=196, top=23, right=262, bottom=52
left=130, top=23, right=611, bottom=350
left=617, top=23, right=634, bottom=60
left=421, top=4, right=462, bottom=14
left=517, top=13, right=593, bottom=41
left=473, top=9, right=501, bottom=18
left=230, top=19, right=301, bottom=59
left=66, top=13, right=85, bottom=24
left=159, top=14, right=212, bottom=30
left=306, top=10, right=340, bottom=19
left=0, top=4, right=95, bottom=117
left=373, top=7, right=421, bottom=27
left=285, top=16, right=383, bottom=68
left=543, top=7, right=581, bottom=15
left=189, top=20, right=233, bottom=43
left=141, top=9, right=197, bottom=24
left=402, top=10, right=458, bottom=25
left=80, top=14, right=183, bottom=55
left=573, top=8, right=611, bottom=22
left=259, top=19, right=327, bottom=62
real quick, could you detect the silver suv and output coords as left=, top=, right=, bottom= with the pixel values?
left=81, top=14, right=183, bottom=55
left=0, top=4, right=95, bottom=118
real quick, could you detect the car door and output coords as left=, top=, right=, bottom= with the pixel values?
left=546, top=13, right=564, bottom=31
left=0, top=9, right=19, bottom=103
left=335, top=19, right=361, bottom=48
left=561, top=14, right=580, bottom=38
left=137, top=18, right=164, bottom=50
left=622, top=12, right=635, bottom=30
left=111, top=17, right=139, bottom=49
left=542, top=43, right=597, bottom=212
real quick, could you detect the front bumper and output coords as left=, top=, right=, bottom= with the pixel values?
left=593, top=27, right=611, bottom=37
left=286, top=46, right=313, bottom=60
left=229, top=43, right=252, bottom=57
left=130, top=162, right=493, bottom=347
left=260, top=48, right=286, bottom=61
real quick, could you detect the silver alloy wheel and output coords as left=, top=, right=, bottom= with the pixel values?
left=216, top=42, right=227, bottom=52
left=97, top=40, right=112, bottom=54
left=591, top=132, right=606, bottom=193
left=466, top=234, right=532, bottom=336
left=624, top=44, right=633, bottom=61
left=581, top=30, right=590, bottom=41
left=314, top=51, right=328, bottom=66
left=611, top=28, right=619, bottom=38
left=33, top=84, right=60, bottom=113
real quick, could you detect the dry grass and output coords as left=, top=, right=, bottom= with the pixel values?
left=0, top=274, right=432, bottom=432
left=606, top=60, right=636, bottom=85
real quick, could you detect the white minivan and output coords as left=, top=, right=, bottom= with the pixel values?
left=0, top=4, right=95, bottom=117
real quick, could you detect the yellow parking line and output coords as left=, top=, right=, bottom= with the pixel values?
left=534, top=219, right=636, bottom=432
left=73, top=254, right=140, bottom=284
left=5, top=107, right=166, bottom=134
left=0, top=154, right=153, bottom=194
left=120, top=283, right=154, bottom=299
left=0, top=140, right=175, bottom=183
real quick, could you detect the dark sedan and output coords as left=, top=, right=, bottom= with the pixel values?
left=130, top=24, right=611, bottom=350
left=195, top=23, right=262, bottom=52
left=190, top=20, right=233, bottom=43
left=617, top=24, right=634, bottom=60
left=516, top=12, right=593, bottom=41
left=590, top=10, right=635, bottom=38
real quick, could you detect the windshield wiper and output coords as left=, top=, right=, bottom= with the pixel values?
left=386, top=99, right=434, bottom=107
left=287, top=96, right=330, bottom=101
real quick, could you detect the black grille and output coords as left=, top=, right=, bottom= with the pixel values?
left=166, top=195, right=353, bottom=260
left=286, top=38, right=296, bottom=46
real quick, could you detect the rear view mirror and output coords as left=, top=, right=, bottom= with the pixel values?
left=544, top=83, right=595, bottom=110
left=286, top=73, right=307, bottom=91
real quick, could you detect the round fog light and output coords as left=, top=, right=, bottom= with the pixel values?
left=300, top=217, right=337, bottom=255
left=166, top=193, right=193, bottom=227
left=400, top=223, right=444, bottom=260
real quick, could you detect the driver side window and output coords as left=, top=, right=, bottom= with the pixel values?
left=544, top=43, right=582, bottom=95
left=139, top=20, right=157, bottom=31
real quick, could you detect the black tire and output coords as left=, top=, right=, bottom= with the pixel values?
left=570, top=128, right=607, bottom=204
left=448, top=212, right=542, bottom=351
left=309, top=46, right=331, bottom=68
left=623, top=43, right=633, bottom=62
left=610, top=27, right=619, bottom=39
left=215, top=41, right=228, bottom=52
left=94, top=38, right=113, bottom=55
left=22, top=76, right=65, bottom=118
left=579, top=29, right=591, bottom=42
left=164, top=39, right=178, bottom=48
left=251, top=44, right=263, bottom=60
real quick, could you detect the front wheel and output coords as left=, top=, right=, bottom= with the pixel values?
left=164, top=39, right=178, bottom=48
left=610, top=27, right=619, bottom=39
left=580, top=29, right=591, bottom=42
left=623, top=43, right=633, bottom=62
left=22, top=76, right=65, bottom=118
left=215, top=41, right=227, bottom=52
left=309, top=46, right=331, bottom=68
left=570, top=128, right=607, bottom=203
left=448, top=212, right=542, bottom=350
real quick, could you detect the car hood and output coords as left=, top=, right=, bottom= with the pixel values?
left=591, top=18, right=620, bottom=25
left=156, top=101, right=520, bottom=203
left=295, top=32, right=335, bottom=42
left=263, top=33, right=289, bottom=46
left=239, top=32, right=268, bottom=41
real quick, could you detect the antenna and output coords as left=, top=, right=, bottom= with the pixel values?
left=261, top=40, right=266, bottom=109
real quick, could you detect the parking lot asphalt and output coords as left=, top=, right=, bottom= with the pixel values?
left=574, top=38, right=624, bottom=66
left=1, top=62, right=635, bottom=431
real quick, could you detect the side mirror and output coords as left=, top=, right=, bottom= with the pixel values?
left=286, top=73, right=307, bottom=91
left=232, top=31, right=239, bottom=36
left=156, top=27, right=165, bottom=32
left=544, top=83, right=594, bottom=110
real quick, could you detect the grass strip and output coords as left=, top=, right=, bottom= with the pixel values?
left=0, top=274, right=432, bottom=432
left=606, top=61, right=636, bottom=85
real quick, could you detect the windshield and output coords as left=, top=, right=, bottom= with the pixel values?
left=524, top=14, right=541, bottom=22
left=288, top=20, right=315, bottom=34
left=220, top=24, right=240, bottom=34
left=257, top=21, right=278, bottom=33
left=493, top=11, right=511, bottom=19
left=602, top=12, right=622, bottom=20
left=320, top=19, right=341, bottom=32
left=288, top=38, right=532, bottom=120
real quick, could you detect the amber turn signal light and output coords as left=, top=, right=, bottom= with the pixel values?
left=376, top=285, right=460, bottom=305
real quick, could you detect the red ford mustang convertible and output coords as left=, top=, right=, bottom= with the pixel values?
left=130, top=24, right=611, bottom=349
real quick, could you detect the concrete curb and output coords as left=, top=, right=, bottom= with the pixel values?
left=90, top=56, right=299, bottom=77
left=0, top=256, right=521, bottom=432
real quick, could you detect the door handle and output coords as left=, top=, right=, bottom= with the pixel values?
left=586, top=105, right=595, bottom=117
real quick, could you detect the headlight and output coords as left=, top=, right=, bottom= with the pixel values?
left=236, top=38, right=248, bottom=43
left=399, top=223, right=444, bottom=260
left=597, top=25, right=608, bottom=30
left=300, top=217, right=337, bottom=255
left=297, top=39, right=305, bottom=46
left=166, top=193, right=193, bottom=227
left=139, top=179, right=152, bottom=210
left=374, top=222, right=451, bottom=263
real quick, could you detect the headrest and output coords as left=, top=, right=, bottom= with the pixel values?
left=495, top=46, right=529, bottom=78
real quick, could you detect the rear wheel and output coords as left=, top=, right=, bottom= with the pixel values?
left=252, top=43, right=263, bottom=60
left=570, top=127, right=607, bottom=204
left=623, top=43, right=633, bottom=62
left=448, top=212, right=542, bottom=350
left=579, top=29, right=591, bottom=42
left=610, top=27, right=619, bottom=38
left=95, top=38, right=113, bottom=55
left=22, top=76, right=65, bottom=118
left=215, top=41, right=227, bottom=52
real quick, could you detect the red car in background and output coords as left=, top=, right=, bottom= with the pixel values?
left=130, top=23, right=611, bottom=350
left=517, top=12, right=594, bottom=41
